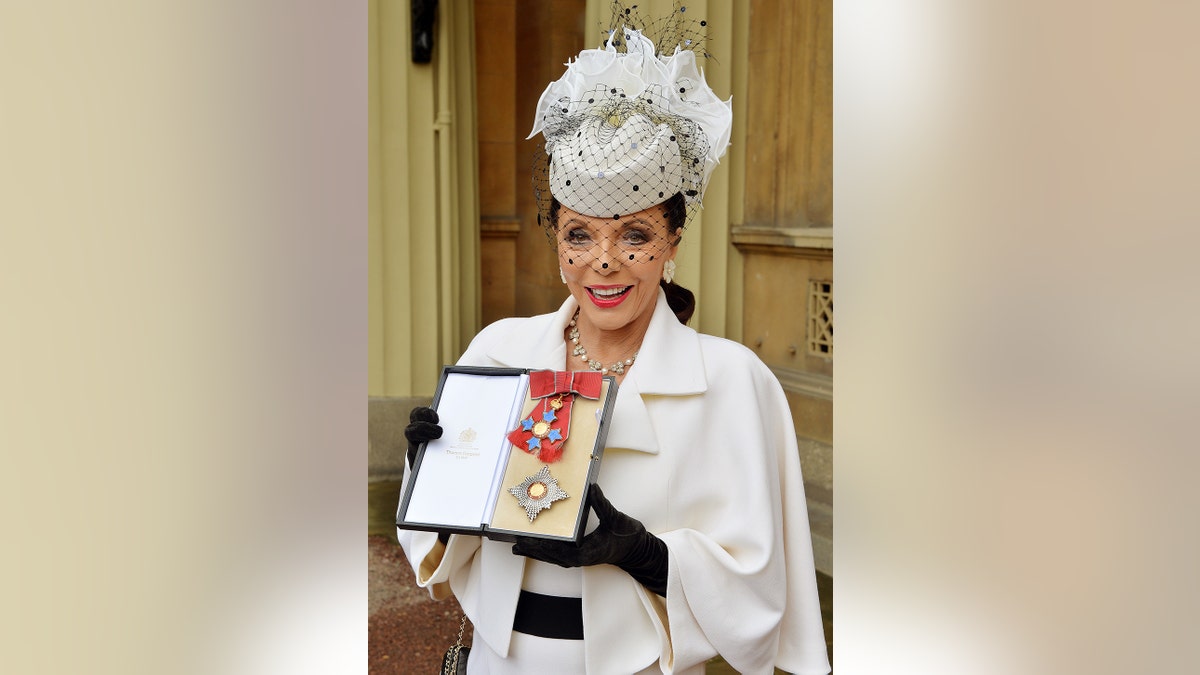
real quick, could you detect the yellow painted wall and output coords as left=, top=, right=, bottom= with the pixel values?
left=369, top=0, right=480, bottom=397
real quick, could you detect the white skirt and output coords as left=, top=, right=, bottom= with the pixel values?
left=465, top=560, right=674, bottom=674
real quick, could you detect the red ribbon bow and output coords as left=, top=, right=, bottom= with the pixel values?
left=528, top=370, right=602, bottom=400
left=506, top=370, right=603, bottom=463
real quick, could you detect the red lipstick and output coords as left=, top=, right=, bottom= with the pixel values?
left=586, top=285, right=632, bottom=308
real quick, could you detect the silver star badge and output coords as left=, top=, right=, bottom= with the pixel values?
left=508, top=465, right=570, bottom=522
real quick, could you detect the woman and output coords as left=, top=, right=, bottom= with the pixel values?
left=399, top=16, right=829, bottom=675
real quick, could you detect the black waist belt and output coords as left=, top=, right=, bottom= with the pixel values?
left=512, top=590, right=584, bottom=640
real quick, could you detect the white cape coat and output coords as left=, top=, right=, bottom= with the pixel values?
left=398, top=291, right=829, bottom=675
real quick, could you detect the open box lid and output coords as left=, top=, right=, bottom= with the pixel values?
left=396, top=365, right=618, bottom=543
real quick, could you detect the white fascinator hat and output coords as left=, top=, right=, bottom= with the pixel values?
left=528, top=13, right=732, bottom=227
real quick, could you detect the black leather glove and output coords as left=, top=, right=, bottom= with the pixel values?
left=511, top=483, right=669, bottom=597
left=404, top=406, right=449, bottom=544
left=404, top=406, right=443, bottom=469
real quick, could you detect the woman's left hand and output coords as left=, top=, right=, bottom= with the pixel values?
left=511, top=483, right=668, bottom=596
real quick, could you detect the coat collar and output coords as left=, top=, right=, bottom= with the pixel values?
left=485, top=290, right=707, bottom=454
left=624, top=289, right=707, bottom=397
left=485, top=297, right=577, bottom=371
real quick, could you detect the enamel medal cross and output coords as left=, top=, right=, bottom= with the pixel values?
left=507, top=392, right=572, bottom=463
left=520, top=395, right=566, bottom=455
left=505, top=370, right=602, bottom=463
left=505, top=370, right=603, bottom=521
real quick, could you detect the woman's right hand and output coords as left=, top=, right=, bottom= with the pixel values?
left=404, top=406, right=442, bottom=468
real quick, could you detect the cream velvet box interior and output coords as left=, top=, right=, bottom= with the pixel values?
left=396, top=366, right=617, bottom=543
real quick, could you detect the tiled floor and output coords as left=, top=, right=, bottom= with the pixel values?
left=370, top=480, right=832, bottom=673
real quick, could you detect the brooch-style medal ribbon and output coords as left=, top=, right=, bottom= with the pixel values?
left=509, top=465, right=570, bottom=521
left=505, top=370, right=602, bottom=463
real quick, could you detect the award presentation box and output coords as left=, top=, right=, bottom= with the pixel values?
left=396, top=366, right=618, bottom=543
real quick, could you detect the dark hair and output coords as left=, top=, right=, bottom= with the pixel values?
left=656, top=193, right=695, bottom=324
left=550, top=193, right=695, bottom=324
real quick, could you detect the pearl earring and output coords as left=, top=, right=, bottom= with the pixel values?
left=662, top=259, right=676, bottom=284
left=560, top=267, right=567, bottom=284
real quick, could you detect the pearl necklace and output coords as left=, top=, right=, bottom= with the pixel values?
left=567, top=311, right=638, bottom=375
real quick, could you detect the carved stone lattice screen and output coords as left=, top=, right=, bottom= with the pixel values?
left=808, top=280, right=833, bottom=357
